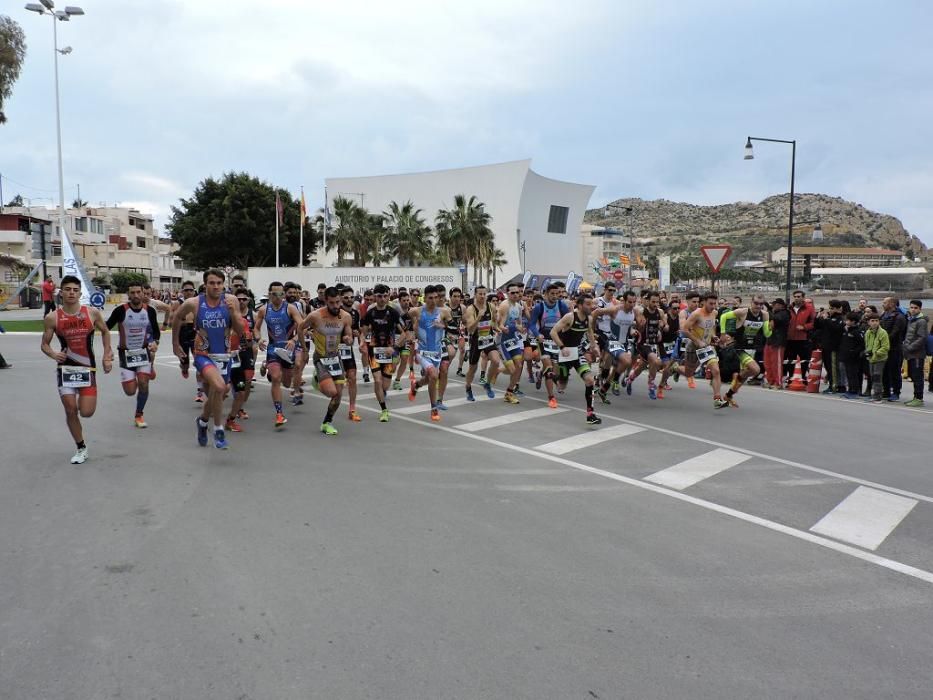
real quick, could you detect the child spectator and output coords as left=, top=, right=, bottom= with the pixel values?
left=839, top=312, right=864, bottom=399
left=862, top=313, right=889, bottom=403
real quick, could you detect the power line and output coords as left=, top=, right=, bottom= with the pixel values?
left=0, top=174, right=59, bottom=194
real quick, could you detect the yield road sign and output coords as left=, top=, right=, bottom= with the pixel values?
left=700, top=245, right=732, bottom=274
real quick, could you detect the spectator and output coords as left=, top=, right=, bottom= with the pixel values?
left=815, top=300, right=846, bottom=393
left=764, top=298, right=789, bottom=388
left=0, top=321, right=11, bottom=368
left=786, top=290, right=815, bottom=382
left=902, top=299, right=928, bottom=407
left=839, top=312, right=864, bottom=398
left=862, top=313, right=889, bottom=403
left=41, top=275, right=57, bottom=316
left=880, top=296, right=907, bottom=401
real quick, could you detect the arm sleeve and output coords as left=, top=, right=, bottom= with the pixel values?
left=147, top=306, right=161, bottom=342
left=528, top=303, right=542, bottom=337
left=106, top=305, right=124, bottom=330
left=719, top=310, right=737, bottom=333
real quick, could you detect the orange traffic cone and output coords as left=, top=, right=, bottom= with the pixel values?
left=788, top=358, right=806, bottom=391
left=807, top=349, right=823, bottom=393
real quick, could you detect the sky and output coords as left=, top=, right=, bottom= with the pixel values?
left=2, top=0, right=932, bottom=245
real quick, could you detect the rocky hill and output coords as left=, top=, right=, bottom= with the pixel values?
left=586, top=194, right=926, bottom=261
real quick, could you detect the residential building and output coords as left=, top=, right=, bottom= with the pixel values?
left=580, top=224, right=633, bottom=284
left=771, top=246, right=904, bottom=268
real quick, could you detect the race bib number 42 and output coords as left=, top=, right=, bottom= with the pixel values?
left=59, top=365, right=92, bottom=388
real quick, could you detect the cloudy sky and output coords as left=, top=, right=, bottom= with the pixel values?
left=3, top=0, right=932, bottom=244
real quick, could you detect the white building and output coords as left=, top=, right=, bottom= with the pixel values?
left=324, top=159, right=595, bottom=286
left=579, top=224, right=633, bottom=284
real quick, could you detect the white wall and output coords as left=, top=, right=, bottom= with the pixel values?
left=246, top=266, right=461, bottom=296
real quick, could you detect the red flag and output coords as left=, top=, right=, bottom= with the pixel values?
left=275, top=191, right=284, bottom=227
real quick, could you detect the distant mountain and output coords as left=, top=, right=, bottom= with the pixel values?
left=586, top=194, right=925, bottom=261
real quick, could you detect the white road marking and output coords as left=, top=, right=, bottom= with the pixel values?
left=300, top=389, right=933, bottom=585
left=536, top=423, right=645, bottom=455
left=810, top=486, right=918, bottom=550
left=645, top=449, right=751, bottom=490
left=394, top=397, right=472, bottom=415
left=776, top=478, right=843, bottom=487
left=494, top=485, right=623, bottom=492
left=455, top=407, right=568, bottom=432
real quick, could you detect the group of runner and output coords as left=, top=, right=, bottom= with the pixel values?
left=41, top=270, right=774, bottom=463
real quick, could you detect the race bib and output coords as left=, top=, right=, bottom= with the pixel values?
left=542, top=340, right=559, bottom=355
left=209, top=353, right=231, bottom=372
left=364, top=332, right=373, bottom=344
left=420, top=350, right=441, bottom=363
left=59, top=365, right=92, bottom=388
left=374, top=347, right=394, bottom=364
left=558, top=346, right=580, bottom=363
left=503, top=336, right=522, bottom=352
left=696, top=345, right=716, bottom=365
left=338, top=343, right=353, bottom=360
left=125, top=348, right=149, bottom=368
left=320, top=355, right=343, bottom=377
left=230, top=354, right=242, bottom=369
left=477, top=334, right=495, bottom=350
left=663, top=341, right=676, bottom=355
left=608, top=340, right=625, bottom=355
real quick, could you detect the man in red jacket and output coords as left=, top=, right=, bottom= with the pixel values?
left=41, top=275, right=57, bottom=316
left=784, top=289, right=815, bottom=383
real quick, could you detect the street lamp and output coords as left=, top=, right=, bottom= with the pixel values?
left=744, top=135, right=796, bottom=301
left=604, top=203, right=635, bottom=288
left=24, top=1, right=85, bottom=273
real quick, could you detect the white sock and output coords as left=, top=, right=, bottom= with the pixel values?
left=197, top=418, right=208, bottom=427
left=214, top=423, right=224, bottom=433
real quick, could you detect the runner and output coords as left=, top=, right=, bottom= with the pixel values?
left=718, top=295, right=770, bottom=406
left=170, top=281, right=200, bottom=396
left=681, top=291, right=727, bottom=408
left=392, top=289, right=415, bottom=391
left=360, top=284, right=405, bottom=422
left=225, top=290, right=256, bottom=432
left=591, top=289, right=637, bottom=404
left=340, top=285, right=363, bottom=422
left=528, top=283, right=570, bottom=408
left=522, top=289, right=541, bottom=387
left=591, top=282, right=617, bottom=401
left=624, top=291, right=667, bottom=400
left=299, top=287, right=354, bottom=435
left=359, top=288, right=374, bottom=384
left=142, top=282, right=172, bottom=330
left=285, top=282, right=308, bottom=405
left=106, top=282, right=161, bottom=428
left=462, top=285, right=502, bottom=401
left=408, top=284, right=453, bottom=421
left=657, top=296, right=684, bottom=398
left=41, top=275, right=113, bottom=464
left=497, top=282, right=527, bottom=404
left=678, top=291, right=701, bottom=389
left=172, top=269, right=244, bottom=448
left=550, top=292, right=602, bottom=425
left=435, top=285, right=460, bottom=408
left=253, top=281, right=305, bottom=428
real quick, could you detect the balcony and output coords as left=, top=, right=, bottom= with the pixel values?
left=0, top=230, right=28, bottom=244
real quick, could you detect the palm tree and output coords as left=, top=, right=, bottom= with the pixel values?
left=383, top=200, right=433, bottom=266
left=487, top=247, right=508, bottom=289
left=327, top=196, right=358, bottom=266
left=435, top=194, right=493, bottom=287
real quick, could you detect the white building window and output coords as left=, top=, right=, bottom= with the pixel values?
left=547, top=205, right=569, bottom=234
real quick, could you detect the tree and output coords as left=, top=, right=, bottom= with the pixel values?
left=91, top=273, right=110, bottom=288
left=382, top=200, right=433, bottom=266
left=111, top=271, right=149, bottom=292
left=435, top=195, right=493, bottom=287
left=487, top=247, right=507, bottom=289
left=72, top=199, right=88, bottom=208
left=167, top=171, right=311, bottom=270
left=5, top=193, right=23, bottom=207
left=0, top=16, right=27, bottom=125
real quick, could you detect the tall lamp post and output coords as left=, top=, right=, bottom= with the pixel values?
left=603, top=203, right=634, bottom=287
left=25, top=1, right=85, bottom=275
left=744, top=136, right=796, bottom=301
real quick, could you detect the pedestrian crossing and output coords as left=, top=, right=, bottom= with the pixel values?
left=385, top=394, right=925, bottom=557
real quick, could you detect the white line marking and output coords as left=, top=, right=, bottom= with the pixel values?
left=494, top=485, right=623, bottom=492
left=536, top=423, right=645, bottom=455
left=455, top=407, right=567, bottom=432
left=776, top=478, right=843, bottom=487
left=645, top=449, right=751, bottom=490
left=298, top=391, right=933, bottom=585
left=394, top=397, right=472, bottom=415
left=810, top=486, right=918, bottom=550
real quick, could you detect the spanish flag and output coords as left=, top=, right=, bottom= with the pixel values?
left=620, top=254, right=630, bottom=266
left=300, top=190, right=307, bottom=220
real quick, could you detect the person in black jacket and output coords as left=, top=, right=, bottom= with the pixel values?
left=880, top=296, right=907, bottom=401
left=814, top=299, right=846, bottom=392
left=764, top=298, right=789, bottom=388
left=839, top=312, right=865, bottom=398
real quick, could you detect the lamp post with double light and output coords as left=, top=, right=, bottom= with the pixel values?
left=25, top=1, right=85, bottom=266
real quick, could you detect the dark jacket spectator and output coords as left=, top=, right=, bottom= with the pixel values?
left=814, top=305, right=845, bottom=352
left=903, top=310, right=928, bottom=360
left=839, top=317, right=864, bottom=362
left=767, top=306, right=790, bottom=347
left=881, top=304, right=907, bottom=347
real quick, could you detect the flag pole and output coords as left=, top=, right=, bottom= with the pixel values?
left=299, top=185, right=305, bottom=269
left=323, top=185, right=329, bottom=258
left=275, top=190, right=280, bottom=268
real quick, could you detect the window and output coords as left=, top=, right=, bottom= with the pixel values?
left=137, top=221, right=146, bottom=230
left=52, top=244, right=62, bottom=256
left=137, top=237, right=147, bottom=249
left=547, top=205, right=569, bottom=234
left=74, top=217, right=88, bottom=232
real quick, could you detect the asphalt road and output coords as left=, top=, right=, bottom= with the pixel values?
left=1, top=332, right=932, bottom=699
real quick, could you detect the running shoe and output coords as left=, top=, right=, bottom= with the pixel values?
left=456, top=368, right=465, bottom=378
left=181, top=362, right=189, bottom=379
left=483, top=383, right=495, bottom=399
left=348, top=410, right=362, bottom=422
left=259, top=362, right=267, bottom=377
left=196, top=418, right=208, bottom=446
left=436, top=401, right=448, bottom=411
left=687, top=376, right=696, bottom=390
left=727, top=397, right=739, bottom=408
left=363, top=373, right=371, bottom=383
left=275, top=412, right=288, bottom=428
left=535, top=369, right=543, bottom=390
left=225, top=418, right=243, bottom=432
left=611, top=380, right=621, bottom=397
left=648, top=384, right=657, bottom=400
left=320, top=422, right=338, bottom=436
left=194, top=392, right=204, bottom=403
left=379, top=408, right=390, bottom=422
left=548, top=396, right=558, bottom=409
left=513, top=385, right=525, bottom=397
left=597, top=389, right=611, bottom=405
left=586, top=410, right=602, bottom=425
left=660, top=383, right=673, bottom=391
left=409, top=372, right=418, bottom=401
left=713, top=397, right=729, bottom=409
left=905, top=398, right=924, bottom=408
left=479, top=372, right=486, bottom=384
left=657, top=387, right=665, bottom=400
left=291, top=394, right=304, bottom=406
left=625, top=378, right=633, bottom=396
left=70, top=446, right=89, bottom=464
left=465, top=387, right=476, bottom=402
left=503, top=392, right=520, bottom=404
left=392, top=380, right=402, bottom=391
left=673, top=372, right=680, bottom=383
left=237, top=409, right=249, bottom=420
left=214, top=430, right=229, bottom=449
left=430, top=408, right=441, bottom=422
